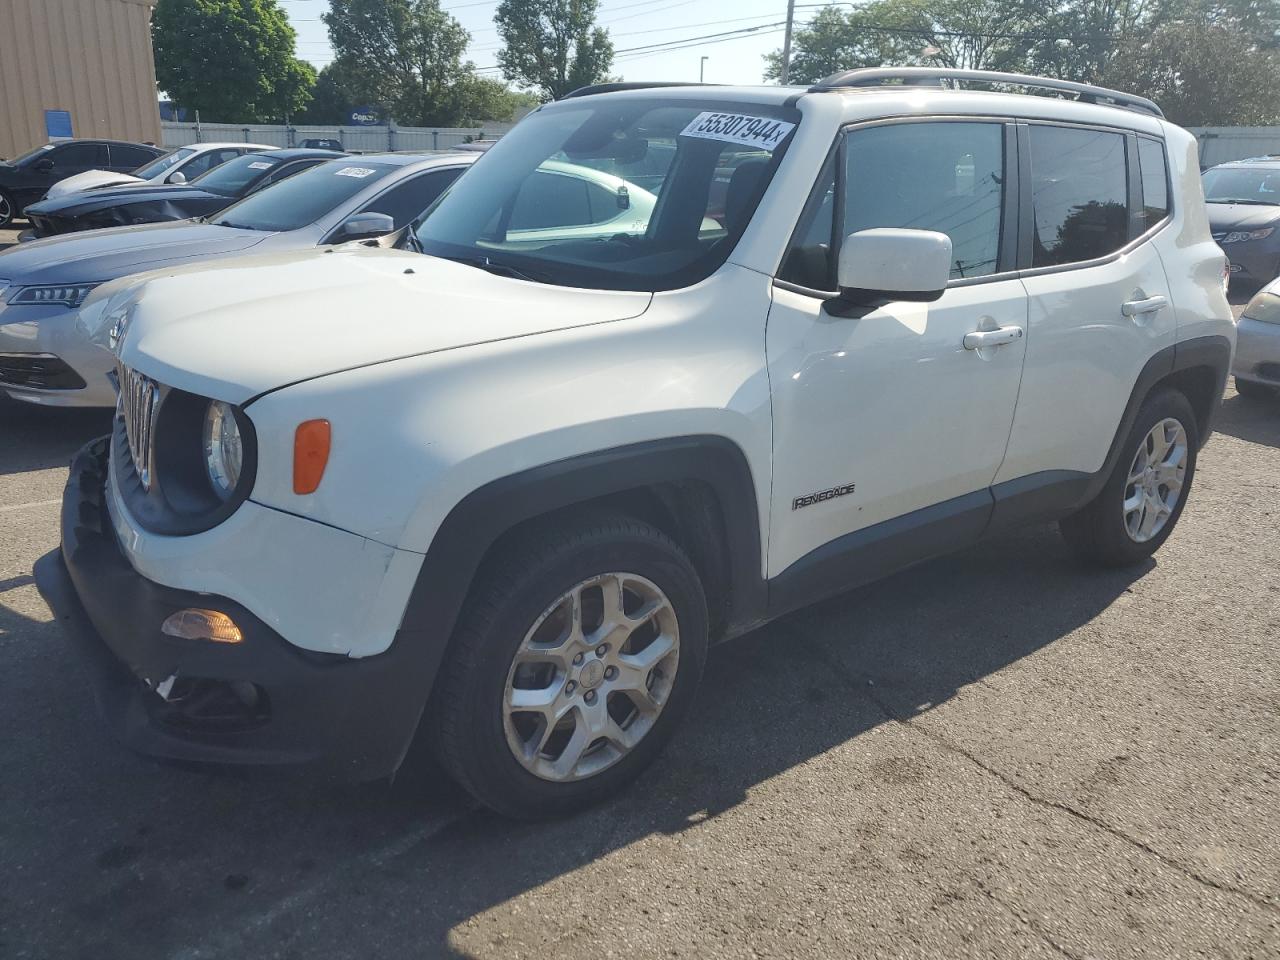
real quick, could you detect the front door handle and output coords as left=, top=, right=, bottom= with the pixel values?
left=963, top=326, right=1024, bottom=350
left=1121, top=295, right=1168, bottom=317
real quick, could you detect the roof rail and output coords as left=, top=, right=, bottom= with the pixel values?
left=810, top=67, right=1163, bottom=118
left=561, top=81, right=716, bottom=100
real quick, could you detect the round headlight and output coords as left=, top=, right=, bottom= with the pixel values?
left=203, top=401, right=243, bottom=498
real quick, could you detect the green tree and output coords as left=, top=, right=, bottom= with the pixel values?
left=495, top=0, right=614, bottom=101
left=324, top=0, right=518, bottom=125
left=152, top=0, right=314, bottom=122
left=1103, top=20, right=1280, bottom=124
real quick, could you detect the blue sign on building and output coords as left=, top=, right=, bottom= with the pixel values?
left=44, top=109, right=73, bottom=139
left=348, top=106, right=381, bottom=126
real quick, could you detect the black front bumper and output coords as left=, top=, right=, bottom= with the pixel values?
left=34, top=437, right=433, bottom=781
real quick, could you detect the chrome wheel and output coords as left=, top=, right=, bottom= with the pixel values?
left=1123, top=417, right=1188, bottom=543
left=503, top=572, right=680, bottom=783
left=0, top=194, right=11, bottom=225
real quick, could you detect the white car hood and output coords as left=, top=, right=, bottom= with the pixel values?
left=47, top=170, right=144, bottom=199
left=117, top=244, right=653, bottom=404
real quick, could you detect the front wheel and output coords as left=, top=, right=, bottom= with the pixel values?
left=1060, top=387, right=1199, bottom=566
left=430, top=513, right=708, bottom=819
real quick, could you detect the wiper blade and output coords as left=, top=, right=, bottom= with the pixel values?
left=1209, top=198, right=1279, bottom=206
left=439, top=254, right=548, bottom=283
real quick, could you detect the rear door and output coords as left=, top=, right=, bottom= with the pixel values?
left=995, top=122, right=1175, bottom=486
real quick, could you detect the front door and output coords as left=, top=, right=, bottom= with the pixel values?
left=766, top=119, right=1027, bottom=582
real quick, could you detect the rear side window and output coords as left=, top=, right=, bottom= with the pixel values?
left=111, top=144, right=161, bottom=168
left=1028, top=126, right=1129, bottom=267
left=1137, top=138, right=1170, bottom=230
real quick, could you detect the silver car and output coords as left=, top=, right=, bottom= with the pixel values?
left=1235, top=279, right=1280, bottom=400
left=0, top=152, right=477, bottom=407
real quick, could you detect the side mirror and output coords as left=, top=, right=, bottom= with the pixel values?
left=34, top=158, right=55, bottom=172
left=166, top=170, right=187, bottom=184
left=334, top=212, right=396, bottom=243
left=828, top=228, right=953, bottom=314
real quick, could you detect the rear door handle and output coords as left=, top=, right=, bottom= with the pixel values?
left=963, top=326, right=1024, bottom=350
left=1121, top=295, right=1168, bottom=317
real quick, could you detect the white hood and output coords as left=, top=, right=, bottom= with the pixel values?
left=115, top=244, right=653, bottom=404
left=46, top=169, right=145, bottom=199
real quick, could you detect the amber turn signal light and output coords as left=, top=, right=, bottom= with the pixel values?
left=293, top=419, right=331, bottom=494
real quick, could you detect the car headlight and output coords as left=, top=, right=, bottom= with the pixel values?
left=1242, top=291, right=1280, bottom=324
left=1219, top=227, right=1275, bottom=244
left=6, top=282, right=101, bottom=307
left=203, top=400, right=244, bottom=499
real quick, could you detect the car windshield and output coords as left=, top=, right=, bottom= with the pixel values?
left=7, top=143, right=56, bottom=166
left=133, top=147, right=195, bottom=179
left=190, top=153, right=283, bottom=195
left=211, top=159, right=397, bottom=232
left=1202, top=167, right=1280, bottom=205
left=414, top=97, right=799, bottom=291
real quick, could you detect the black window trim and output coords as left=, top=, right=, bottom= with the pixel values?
left=773, top=114, right=1022, bottom=300
left=773, top=113, right=1175, bottom=302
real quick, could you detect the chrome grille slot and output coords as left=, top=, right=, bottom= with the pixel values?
left=118, top=364, right=161, bottom=491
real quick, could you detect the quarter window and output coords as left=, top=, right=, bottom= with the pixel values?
left=1028, top=126, right=1129, bottom=267
left=1137, top=138, right=1170, bottom=230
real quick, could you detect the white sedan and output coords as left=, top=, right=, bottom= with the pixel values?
left=45, top=142, right=272, bottom=199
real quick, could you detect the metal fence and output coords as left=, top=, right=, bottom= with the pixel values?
left=1187, top=127, right=1280, bottom=167
left=161, top=120, right=517, bottom=153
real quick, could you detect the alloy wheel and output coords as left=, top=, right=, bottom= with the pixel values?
left=1123, top=417, right=1188, bottom=543
left=0, top=194, right=11, bottom=225
left=503, top=572, right=680, bottom=782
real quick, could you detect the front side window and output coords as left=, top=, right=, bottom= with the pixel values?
left=134, top=147, right=195, bottom=179
left=1029, top=125, right=1129, bottom=267
left=361, top=167, right=464, bottom=227
left=1201, top=166, right=1280, bottom=205
left=52, top=142, right=108, bottom=167
left=213, top=160, right=397, bottom=231
left=415, top=98, right=799, bottom=291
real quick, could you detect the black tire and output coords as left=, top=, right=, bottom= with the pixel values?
left=0, top=190, right=15, bottom=229
left=430, top=512, right=708, bottom=819
left=1235, top=377, right=1275, bottom=401
left=1059, top=387, right=1199, bottom=567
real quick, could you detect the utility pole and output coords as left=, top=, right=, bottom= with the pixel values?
left=700, top=56, right=709, bottom=82
left=780, top=0, right=796, bottom=84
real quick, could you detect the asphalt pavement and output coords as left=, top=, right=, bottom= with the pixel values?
left=0, top=234, right=1278, bottom=958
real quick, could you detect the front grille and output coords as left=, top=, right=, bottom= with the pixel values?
left=0, top=352, right=87, bottom=390
left=119, top=365, right=161, bottom=491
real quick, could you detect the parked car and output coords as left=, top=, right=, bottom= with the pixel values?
left=1201, top=158, right=1280, bottom=287
left=300, top=138, right=343, bottom=150
left=1233, top=279, right=1280, bottom=400
left=0, top=139, right=165, bottom=227
left=34, top=71, right=1234, bottom=820
left=44, top=142, right=273, bottom=200
left=0, top=151, right=476, bottom=405
left=21, top=148, right=343, bottom=240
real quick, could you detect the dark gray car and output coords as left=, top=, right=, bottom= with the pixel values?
left=1202, top=158, right=1280, bottom=288
left=0, top=152, right=475, bottom=406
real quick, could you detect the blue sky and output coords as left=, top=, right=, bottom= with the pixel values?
left=279, top=0, right=829, bottom=88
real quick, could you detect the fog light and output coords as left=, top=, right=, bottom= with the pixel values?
left=161, top=609, right=243, bottom=644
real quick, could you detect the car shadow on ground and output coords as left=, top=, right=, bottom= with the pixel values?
left=1, top=511, right=1152, bottom=957
left=1216, top=388, right=1280, bottom=448
left=0, top=396, right=113, bottom=476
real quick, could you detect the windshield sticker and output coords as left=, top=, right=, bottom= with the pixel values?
left=679, top=112, right=796, bottom=150
left=335, top=166, right=377, bottom=179
left=248, top=161, right=273, bottom=170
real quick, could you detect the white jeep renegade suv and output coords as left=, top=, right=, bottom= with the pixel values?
left=38, top=69, right=1234, bottom=818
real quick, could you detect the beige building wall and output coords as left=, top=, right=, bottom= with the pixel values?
left=0, top=0, right=162, bottom=159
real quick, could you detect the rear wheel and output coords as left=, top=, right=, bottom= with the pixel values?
left=0, top=190, right=14, bottom=229
left=1060, top=388, right=1198, bottom=566
left=430, top=513, right=708, bottom=819
left=1235, top=377, right=1275, bottom=401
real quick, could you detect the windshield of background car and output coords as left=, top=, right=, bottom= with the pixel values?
left=133, top=147, right=195, bottom=179
left=211, top=160, right=398, bottom=231
left=1202, top=167, right=1280, bottom=204
left=414, top=98, right=800, bottom=291
left=190, top=153, right=283, bottom=195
